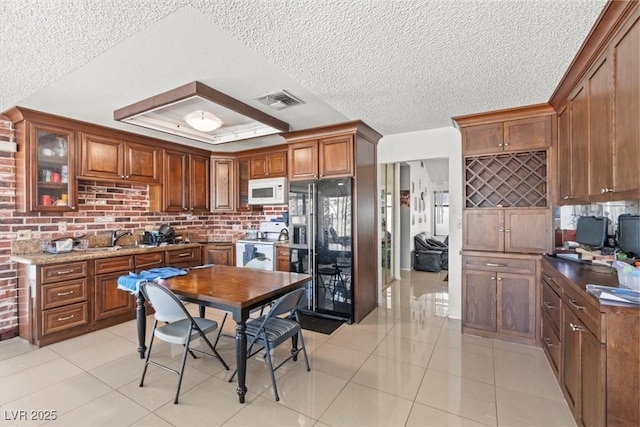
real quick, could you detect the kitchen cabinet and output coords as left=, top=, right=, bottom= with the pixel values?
left=611, top=8, right=640, bottom=200
left=462, top=254, right=538, bottom=345
left=250, top=151, right=287, bottom=179
left=93, top=256, right=135, bottom=323
left=276, top=245, right=290, bottom=272
left=462, top=115, right=552, bottom=156
left=235, top=156, right=252, bottom=211
left=462, top=208, right=551, bottom=254
left=18, top=261, right=90, bottom=347
left=5, top=108, right=78, bottom=212
left=541, top=257, right=640, bottom=427
left=586, top=51, right=614, bottom=201
left=203, top=243, right=234, bottom=266
left=156, top=149, right=210, bottom=213
left=79, top=132, right=161, bottom=184
left=165, top=246, right=201, bottom=269
left=288, top=135, right=354, bottom=180
left=211, top=156, right=235, bottom=212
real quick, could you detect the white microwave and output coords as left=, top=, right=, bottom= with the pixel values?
left=248, top=177, right=288, bottom=205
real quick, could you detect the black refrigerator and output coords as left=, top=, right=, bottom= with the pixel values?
left=289, top=178, right=353, bottom=322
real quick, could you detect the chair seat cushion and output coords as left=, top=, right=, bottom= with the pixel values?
left=155, top=317, right=219, bottom=345
left=245, top=316, right=300, bottom=343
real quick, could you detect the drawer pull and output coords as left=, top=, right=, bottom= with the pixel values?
left=569, top=322, right=585, bottom=333
left=57, top=314, right=75, bottom=322
left=57, top=290, right=74, bottom=296
left=178, top=253, right=190, bottom=257
left=543, top=337, right=554, bottom=348
left=543, top=301, right=555, bottom=310
left=56, top=269, right=75, bottom=275
left=486, top=263, right=505, bottom=267
left=569, top=299, right=584, bottom=310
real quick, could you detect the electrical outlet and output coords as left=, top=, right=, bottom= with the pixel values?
left=59, top=222, right=67, bottom=232
left=16, top=230, right=32, bottom=240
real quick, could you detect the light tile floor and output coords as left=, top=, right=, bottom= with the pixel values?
left=0, top=270, right=576, bottom=426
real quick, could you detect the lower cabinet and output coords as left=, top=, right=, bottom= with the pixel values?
left=276, top=245, right=290, bottom=272
left=93, top=256, right=136, bottom=323
left=166, top=246, right=201, bottom=269
left=541, top=257, right=639, bottom=426
left=462, top=253, right=538, bottom=345
left=203, top=243, right=234, bottom=266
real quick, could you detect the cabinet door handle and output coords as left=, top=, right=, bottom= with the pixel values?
left=57, top=290, right=74, bottom=296
left=543, top=337, right=554, bottom=348
left=125, top=175, right=130, bottom=179
left=121, top=175, right=126, bottom=179
left=499, top=229, right=504, bottom=232
left=497, top=277, right=502, bottom=281
left=491, top=276, right=496, bottom=280
left=601, top=188, right=613, bottom=194
left=504, top=229, right=510, bottom=233
left=503, top=142, right=509, bottom=146
left=543, top=301, right=555, bottom=310
left=498, top=143, right=503, bottom=147
left=56, top=269, right=75, bottom=275
left=57, top=314, right=75, bottom=322
left=563, top=196, right=572, bottom=200
left=569, top=322, right=585, bottom=333
left=569, top=299, right=584, bottom=310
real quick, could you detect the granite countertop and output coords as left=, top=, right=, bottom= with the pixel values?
left=10, top=242, right=204, bottom=266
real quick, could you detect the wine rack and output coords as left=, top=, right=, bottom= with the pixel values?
left=465, top=151, right=547, bottom=208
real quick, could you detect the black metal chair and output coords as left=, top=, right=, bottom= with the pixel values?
left=140, top=281, right=229, bottom=404
left=228, top=287, right=310, bottom=401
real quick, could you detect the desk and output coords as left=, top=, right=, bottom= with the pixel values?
left=135, top=265, right=310, bottom=403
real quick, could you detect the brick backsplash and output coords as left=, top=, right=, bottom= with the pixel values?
left=0, top=119, right=287, bottom=338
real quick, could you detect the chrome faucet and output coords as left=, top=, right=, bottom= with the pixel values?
left=110, top=230, right=132, bottom=247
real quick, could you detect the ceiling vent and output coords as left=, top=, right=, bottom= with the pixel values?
left=256, top=90, right=304, bottom=111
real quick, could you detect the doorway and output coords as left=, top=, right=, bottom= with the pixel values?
left=380, top=163, right=396, bottom=287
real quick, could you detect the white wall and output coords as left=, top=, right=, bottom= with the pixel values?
left=378, top=126, right=462, bottom=320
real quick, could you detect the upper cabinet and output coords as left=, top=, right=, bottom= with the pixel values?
left=250, top=151, right=287, bottom=179
left=151, top=149, right=210, bottom=213
left=462, top=114, right=552, bottom=156
left=6, top=108, right=78, bottom=212
left=553, top=3, right=639, bottom=204
left=211, top=156, right=235, bottom=212
left=79, top=132, right=161, bottom=184
left=288, top=133, right=354, bottom=181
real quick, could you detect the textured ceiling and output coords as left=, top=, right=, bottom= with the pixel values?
left=1, top=0, right=607, bottom=151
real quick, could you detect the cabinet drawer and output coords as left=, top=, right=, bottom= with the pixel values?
left=166, top=247, right=199, bottom=265
left=463, top=256, right=535, bottom=275
left=42, top=302, right=89, bottom=335
left=42, top=279, right=88, bottom=310
left=40, top=261, right=88, bottom=284
left=541, top=266, right=563, bottom=294
left=541, top=312, right=561, bottom=379
left=135, top=252, right=165, bottom=270
left=563, top=282, right=602, bottom=341
left=95, top=256, right=134, bottom=274
left=542, top=281, right=561, bottom=334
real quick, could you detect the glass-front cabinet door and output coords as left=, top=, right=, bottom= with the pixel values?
left=30, top=122, right=76, bottom=211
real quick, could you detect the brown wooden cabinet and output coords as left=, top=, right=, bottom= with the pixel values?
left=288, top=135, right=354, bottom=180
left=204, top=243, right=234, bottom=266
left=462, top=114, right=552, bottom=156
left=157, top=149, right=210, bottom=213
left=5, top=108, right=78, bottom=212
left=611, top=8, right=640, bottom=200
left=211, top=157, right=235, bottom=212
left=236, top=156, right=252, bottom=211
left=463, top=208, right=551, bottom=254
left=93, top=256, right=136, bottom=323
left=165, top=246, right=202, bottom=269
left=79, top=132, right=160, bottom=184
left=276, top=245, right=290, bottom=272
left=462, top=253, right=538, bottom=345
left=250, top=151, right=287, bottom=179
left=541, top=257, right=640, bottom=426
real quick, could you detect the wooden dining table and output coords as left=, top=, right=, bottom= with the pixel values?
left=133, top=264, right=310, bottom=403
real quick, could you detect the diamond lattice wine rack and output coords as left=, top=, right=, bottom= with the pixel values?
left=465, top=151, right=547, bottom=208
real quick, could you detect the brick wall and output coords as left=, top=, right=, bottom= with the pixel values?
left=0, top=115, right=288, bottom=339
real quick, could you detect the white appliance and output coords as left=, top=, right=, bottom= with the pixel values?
left=248, top=177, right=287, bottom=205
left=235, top=221, right=288, bottom=270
